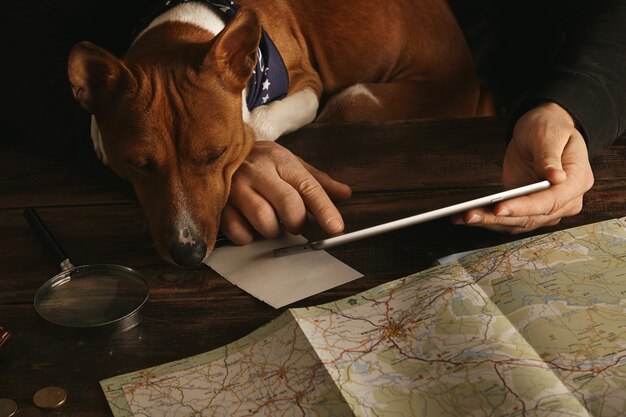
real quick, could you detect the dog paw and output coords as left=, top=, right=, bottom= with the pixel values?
left=249, top=106, right=279, bottom=141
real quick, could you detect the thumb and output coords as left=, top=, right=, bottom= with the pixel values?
left=533, top=141, right=568, bottom=185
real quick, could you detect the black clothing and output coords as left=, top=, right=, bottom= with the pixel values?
left=449, top=0, right=626, bottom=157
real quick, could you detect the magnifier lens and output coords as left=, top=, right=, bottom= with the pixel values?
left=35, top=265, right=149, bottom=328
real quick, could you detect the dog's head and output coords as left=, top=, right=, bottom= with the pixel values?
left=68, top=9, right=260, bottom=266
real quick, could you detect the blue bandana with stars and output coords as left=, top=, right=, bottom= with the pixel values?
left=135, top=0, right=289, bottom=110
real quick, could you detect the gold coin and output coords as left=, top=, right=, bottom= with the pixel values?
left=13, top=408, right=42, bottom=417
left=0, top=398, right=17, bottom=417
left=32, top=386, right=67, bottom=409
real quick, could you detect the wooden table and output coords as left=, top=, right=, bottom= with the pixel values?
left=1, top=116, right=625, bottom=415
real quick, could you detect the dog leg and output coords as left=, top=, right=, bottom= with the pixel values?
left=249, top=88, right=319, bottom=141
left=317, top=78, right=485, bottom=123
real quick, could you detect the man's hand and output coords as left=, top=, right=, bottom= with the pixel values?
left=454, top=102, right=594, bottom=233
left=221, top=141, right=352, bottom=244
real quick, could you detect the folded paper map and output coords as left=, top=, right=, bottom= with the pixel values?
left=101, top=217, right=626, bottom=416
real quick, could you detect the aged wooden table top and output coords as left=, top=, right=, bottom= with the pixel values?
left=1, top=116, right=625, bottom=415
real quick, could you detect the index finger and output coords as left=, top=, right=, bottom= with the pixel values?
left=462, top=181, right=577, bottom=225
left=277, top=163, right=346, bottom=235
left=298, top=158, right=352, bottom=201
left=495, top=165, right=592, bottom=218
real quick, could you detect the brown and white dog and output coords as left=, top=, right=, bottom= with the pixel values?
left=68, top=0, right=486, bottom=266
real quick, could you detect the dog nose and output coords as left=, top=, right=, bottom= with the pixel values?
left=169, top=229, right=207, bottom=267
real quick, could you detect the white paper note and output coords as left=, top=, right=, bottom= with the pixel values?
left=205, top=234, right=363, bottom=308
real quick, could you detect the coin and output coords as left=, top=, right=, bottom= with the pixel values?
left=13, top=408, right=42, bottom=417
left=0, top=398, right=17, bottom=417
left=32, top=386, right=67, bottom=409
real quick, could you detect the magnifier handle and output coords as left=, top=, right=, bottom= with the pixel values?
left=24, top=208, right=73, bottom=271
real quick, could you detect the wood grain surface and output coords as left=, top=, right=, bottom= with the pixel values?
left=1, top=116, right=625, bottom=415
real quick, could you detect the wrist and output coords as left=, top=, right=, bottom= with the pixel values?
left=538, top=101, right=577, bottom=129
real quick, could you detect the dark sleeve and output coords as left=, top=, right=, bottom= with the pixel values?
left=508, top=0, right=626, bottom=157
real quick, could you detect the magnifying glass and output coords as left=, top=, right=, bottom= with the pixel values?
left=24, top=208, right=150, bottom=335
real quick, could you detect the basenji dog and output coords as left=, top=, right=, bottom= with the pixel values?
left=68, top=0, right=486, bottom=266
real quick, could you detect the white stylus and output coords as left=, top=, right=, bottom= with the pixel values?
left=273, top=180, right=551, bottom=257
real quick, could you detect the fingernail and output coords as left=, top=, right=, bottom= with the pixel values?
left=467, top=214, right=482, bottom=224
left=497, top=209, right=511, bottom=216
left=326, top=217, right=342, bottom=232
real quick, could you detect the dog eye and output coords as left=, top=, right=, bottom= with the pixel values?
left=205, top=147, right=227, bottom=165
left=129, top=159, right=156, bottom=172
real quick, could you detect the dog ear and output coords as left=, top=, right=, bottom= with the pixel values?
left=68, top=42, right=134, bottom=114
left=209, top=8, right=261, bottom=90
